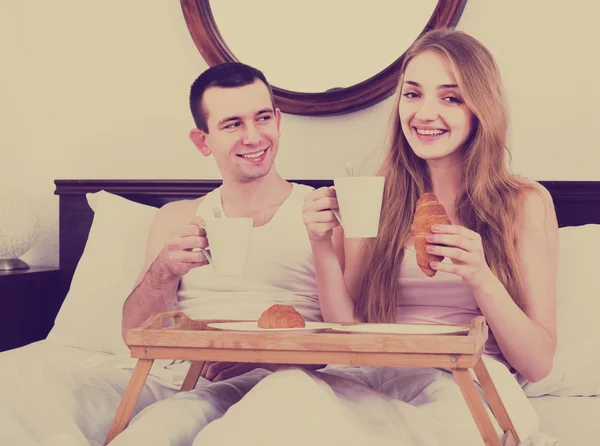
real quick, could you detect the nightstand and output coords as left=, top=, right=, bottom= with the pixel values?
left=0, top=266, right=67, bottom=352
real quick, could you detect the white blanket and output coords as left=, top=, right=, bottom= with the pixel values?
left=192, top=357, right=559, bottom=446
left=0, top=343, right=559, bottom=445
left=0, top=341, right=179, bottom=446
left=0, top=340, right=269, bottom=446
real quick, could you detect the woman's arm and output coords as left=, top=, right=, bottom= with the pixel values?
left=477, top=184, right=558, bottom=382
left=303, top=188, right=360, bottom=323
left=427, top=183, right=558, bottom=382
left=310, top=228, right=368, bottom=323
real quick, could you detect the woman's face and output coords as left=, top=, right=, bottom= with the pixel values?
left=399, top=50, right=475, bottom=162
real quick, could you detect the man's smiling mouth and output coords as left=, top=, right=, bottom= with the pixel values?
left=237, top=148, right=268, bottom=161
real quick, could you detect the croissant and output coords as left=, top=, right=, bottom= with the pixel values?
left=410, top=193, right=451, bottom=277
left=257, top=304, right=305, bottom=329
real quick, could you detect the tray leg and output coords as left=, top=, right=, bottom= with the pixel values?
left=180, top=361, right=206, bottom=392
left=104, top=358, right=154, bottom=445
left=452, top=368, right=502, bottom=446
left=473, top=359, right=521, bottom=445
left=502, top=430, right=518, bottom=446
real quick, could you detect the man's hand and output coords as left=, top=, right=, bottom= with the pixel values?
left=157, top=216, right=210, bottom=277
left=200, top=361, right=276, bottom=382
left=200, top=361, right=327, bottom=382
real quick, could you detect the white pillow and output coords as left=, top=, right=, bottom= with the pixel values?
left=523, top=224, right=600, bottom=397
left=47, top=190, right=157, bottom=355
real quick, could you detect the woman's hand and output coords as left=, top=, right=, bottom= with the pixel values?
left=425, top=224, right=497, bottom=292
left=302, top=187, right=340, bottom=242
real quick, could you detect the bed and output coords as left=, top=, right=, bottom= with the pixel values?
left=1, top=178, right=599, bottom=445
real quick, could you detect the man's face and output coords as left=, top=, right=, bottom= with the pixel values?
left=195, top=80, right=281, bottom=182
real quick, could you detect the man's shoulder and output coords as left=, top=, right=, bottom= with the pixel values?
left=153, top=196, right=205, bottom=226
left=289, top=181, right=314, bottom=189
left=289, top=181, right=316, bottom=194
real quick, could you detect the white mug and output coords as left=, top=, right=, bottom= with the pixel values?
left=198, top=217, right=253, bottom=276
left=332, top=176, right=385, bottom=238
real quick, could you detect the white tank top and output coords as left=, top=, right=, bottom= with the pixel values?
left=176, top=182, right=322, bottom=322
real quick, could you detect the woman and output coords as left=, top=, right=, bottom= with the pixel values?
left=191, top=29, right=559, bottom=446
left=306, top=28, right=558, bottom=384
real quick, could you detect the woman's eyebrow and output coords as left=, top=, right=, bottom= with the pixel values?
left=404, top=80, right=458, bottom=89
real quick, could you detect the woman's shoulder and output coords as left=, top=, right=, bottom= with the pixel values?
left=513, top=178, right=554, bottom=211
left=511, top=177, right=557, bottom=233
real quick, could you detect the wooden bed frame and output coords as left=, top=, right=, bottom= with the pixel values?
left=51, top=178, right=600, bottom=322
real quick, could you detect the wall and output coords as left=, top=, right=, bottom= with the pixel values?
left=0, top=0, right=598, bottom=267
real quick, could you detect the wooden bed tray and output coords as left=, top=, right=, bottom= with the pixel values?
left=105, top=311, right=519, bottom=446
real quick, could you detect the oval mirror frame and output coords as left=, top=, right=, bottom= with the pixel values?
left=180, top=0, right=468, bottom=116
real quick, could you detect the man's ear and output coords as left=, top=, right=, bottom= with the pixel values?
left=275, top=108, right=282, bottom=131
left=189, top=129, right=211, bottom=157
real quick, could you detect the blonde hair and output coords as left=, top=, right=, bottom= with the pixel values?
left=356, top=28, right=533, bottom=322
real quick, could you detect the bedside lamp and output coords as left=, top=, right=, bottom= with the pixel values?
left=0, top=187, right=40, bottom=270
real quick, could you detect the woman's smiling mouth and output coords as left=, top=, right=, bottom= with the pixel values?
left=414, top=127, right=448, bottom=140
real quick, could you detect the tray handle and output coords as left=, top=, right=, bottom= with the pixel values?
left=135, top=311, right=254, bottom=331
left=137, top=311, right=197, bottom=330
left=468, top=316, right=488, bottom=343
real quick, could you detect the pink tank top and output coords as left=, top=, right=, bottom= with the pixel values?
left=398, top=244, right=502, bottom=357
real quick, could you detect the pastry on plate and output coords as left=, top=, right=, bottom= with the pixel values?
left=257, top=304, right=305, bottom=328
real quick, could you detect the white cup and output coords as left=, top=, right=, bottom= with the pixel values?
left=199, top=217, right=253, bottom=276
left=332, top=176, right=385, bottom=238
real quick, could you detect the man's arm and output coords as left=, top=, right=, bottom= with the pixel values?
left=121, top=257, right=180, bottom=340
left=122, top=200, right=208, bottom=340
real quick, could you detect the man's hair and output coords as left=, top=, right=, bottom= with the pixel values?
left=189, top=62, right=275, bottom=132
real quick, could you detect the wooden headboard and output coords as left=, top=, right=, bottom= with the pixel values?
left=53, top=179, right=600, bottom=312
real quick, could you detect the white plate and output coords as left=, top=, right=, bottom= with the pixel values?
left=207, top=321, right=341, bottom=333
left=330, top=323, right=469, bottom=335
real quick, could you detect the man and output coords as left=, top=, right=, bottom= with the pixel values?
left=109, top=62, right=322, bottom=444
